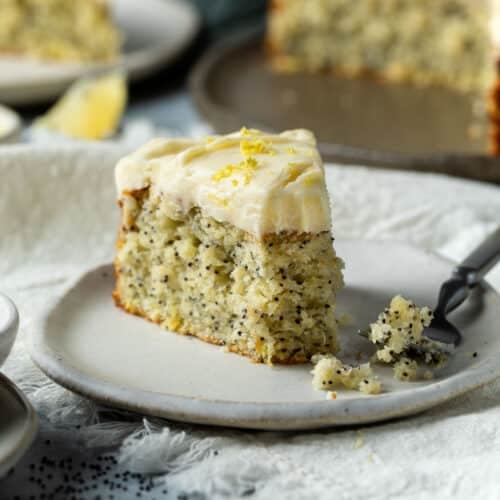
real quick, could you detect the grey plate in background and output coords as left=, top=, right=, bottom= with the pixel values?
left=0, top=0, right=200, bottom=106
left=190, top=29, right=500, bottom=184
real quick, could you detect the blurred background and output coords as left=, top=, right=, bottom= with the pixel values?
left=0, top=0, right=268, bottom=136
left=0, top=0, right=499, bottom=182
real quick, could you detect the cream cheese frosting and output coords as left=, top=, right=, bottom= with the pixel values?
left=115, top=128, right=332, bottom=237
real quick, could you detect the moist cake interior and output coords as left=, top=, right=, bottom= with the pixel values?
left=114, top=190, right=343, bottom=364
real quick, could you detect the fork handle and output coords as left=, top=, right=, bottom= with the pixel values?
left=453, top=227, right=500, bottom=286
left=437, top=227, right=500, bottom=315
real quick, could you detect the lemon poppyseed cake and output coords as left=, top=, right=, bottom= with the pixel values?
left=0, top=0, right=120, bottom=62
left=267, top=0, right=500, bottom=153
left=113, top=128, right=344, bottom=364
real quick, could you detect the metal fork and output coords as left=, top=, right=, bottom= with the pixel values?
left=359, top=227, right=500, bottom=349
left=425, top=227, right=500, bottom=346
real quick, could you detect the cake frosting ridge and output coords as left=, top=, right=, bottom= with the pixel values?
left=115, top=128, right=331, bottom=237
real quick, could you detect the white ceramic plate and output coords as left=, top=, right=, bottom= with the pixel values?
left=0, top=0, right=200, bottom=105
left=29, top=240, right=500, bottom=430
left=0, top=373, right=38, bottom=478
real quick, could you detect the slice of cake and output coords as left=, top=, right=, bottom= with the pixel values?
left=0, top=0, right=120, bottom=62
left=113, top=128, right=344, bottom=364
left=267, top=0, right=500, bottom=153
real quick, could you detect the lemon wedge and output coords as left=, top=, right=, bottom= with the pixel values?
left=35, top=71, right=127, bottom=140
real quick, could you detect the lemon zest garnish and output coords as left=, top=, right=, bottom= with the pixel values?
left=211, top=157, right=259, bottom=186
left=287, top=147, right=297, bottom=155
left=240, top=139, right=274, bottom=156
left=232, top=179, right=239, bottom=187
left=211, top=165, right=236, bottom=182
left=204, top=136, right=215, bottom=143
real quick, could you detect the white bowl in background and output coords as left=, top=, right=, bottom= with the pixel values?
left=0, top=293, right=38, bottom=480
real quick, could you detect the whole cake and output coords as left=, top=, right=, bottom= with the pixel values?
left=0, top=0, right=120, bottom=62
left=267, top=0, right=500, bottom=153
left=113, top=128, right=344, bottom=364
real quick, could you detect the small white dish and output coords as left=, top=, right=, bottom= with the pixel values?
left=0, top=294, right=38, bottom=478
left=0, top=105, right=21, bottom=144
left=0, top=373, right=38, bottom=478
left=29, top=240, right=500, bottom=430
left=0, top=0, right=200, bottom=105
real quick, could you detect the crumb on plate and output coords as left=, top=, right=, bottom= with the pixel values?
left=311, top=354, right=382, bottom=395
left=368, top=294, right=449, bottom=381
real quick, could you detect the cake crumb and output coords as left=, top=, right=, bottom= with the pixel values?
left=311, top=354, right=382, bottom=395
left=367, top=295, right=449, bottom=381
left=354, top=431, right=364, bottom=449
left=326, top=391, right=337, bottom=400
left=393, top=357, right=418, bottom=381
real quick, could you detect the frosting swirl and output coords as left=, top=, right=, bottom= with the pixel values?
left=115, top=128, right=332, bottom=237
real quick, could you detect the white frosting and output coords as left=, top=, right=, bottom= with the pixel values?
left=115, top=128, right=332, bottom=237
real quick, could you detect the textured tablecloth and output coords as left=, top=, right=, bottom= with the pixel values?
left=1, top=137, right=500, bottom=500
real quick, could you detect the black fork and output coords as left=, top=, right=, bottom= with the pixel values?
left=425, top=227, right=500, bottom=346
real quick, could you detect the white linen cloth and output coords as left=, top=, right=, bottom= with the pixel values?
left=1, top=143, right=500, bottom=500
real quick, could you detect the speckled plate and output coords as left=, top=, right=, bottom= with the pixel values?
left=0, top=0, right=200, bottom=105
left=28, top=240, right=500, bottom=430
left=190, top=29, right=500, bottom=184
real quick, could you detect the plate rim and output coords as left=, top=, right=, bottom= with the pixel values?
left=188, top=27, right=500, bottom=184
left=0, top=373, right=38, bottom=478
left=28, top=240, right=500, bottom=430
left=0, top=0, right=201, bottom=105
